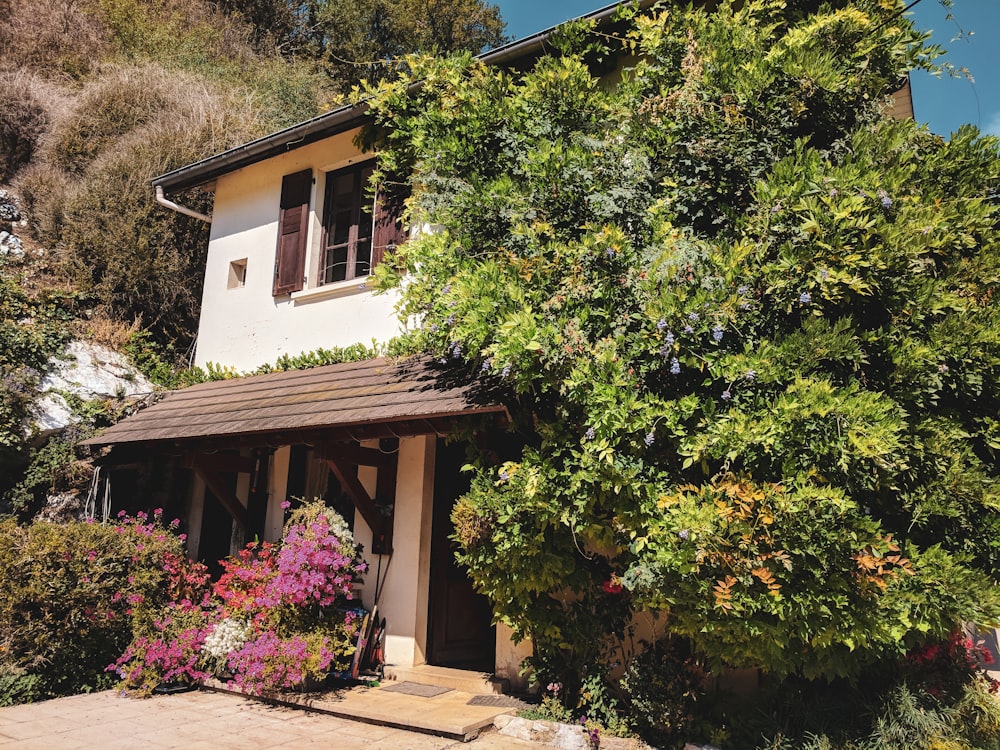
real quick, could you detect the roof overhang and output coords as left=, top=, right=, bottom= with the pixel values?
left=80, top=357, right=509, bottom=453
left=152, top=1, right=654, bottom=194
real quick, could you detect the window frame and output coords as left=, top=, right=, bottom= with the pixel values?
left=319, top=162, right=376, bottom=286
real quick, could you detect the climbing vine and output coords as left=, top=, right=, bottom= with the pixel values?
left=362, top=0, right=1000, bottom=701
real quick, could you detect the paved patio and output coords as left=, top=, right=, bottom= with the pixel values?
left=0, top=688, right=548, bottom=749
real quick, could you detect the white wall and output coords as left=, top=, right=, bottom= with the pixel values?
left=195, top=130, right=403, bottom=371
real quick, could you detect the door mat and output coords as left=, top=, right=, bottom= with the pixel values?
left=381, top=681, right=453, bottom=697
left=467, top=694, right=530, bottom=709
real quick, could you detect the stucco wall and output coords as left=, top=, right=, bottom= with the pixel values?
left=195, top=130, right=403, bottom=371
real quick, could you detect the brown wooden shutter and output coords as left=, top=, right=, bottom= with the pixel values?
left=371, top=184, right=408, bottom=270
left=273, top=169, right=312, bottom=296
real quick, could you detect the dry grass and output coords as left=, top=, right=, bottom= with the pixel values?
left=75, top=309, right=143, bottom=349
left=50, top=65, right=170, bottom=173
left=0, top=71, right=48, bottom=182
left=0, top=0, right=110, bottom=79
left=13, top=161, right=71, bottom=245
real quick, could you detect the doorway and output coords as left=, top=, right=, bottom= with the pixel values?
left=426, top=439, right=495, bottom=671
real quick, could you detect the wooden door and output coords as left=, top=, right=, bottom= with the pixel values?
left=427, top=439, right=495, bottom=671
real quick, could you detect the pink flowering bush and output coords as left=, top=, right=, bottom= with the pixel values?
left=902, top=629, right=999, bottom=701
left=112, top=500, right=365, bottom=696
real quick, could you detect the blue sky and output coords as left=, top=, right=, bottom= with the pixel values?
left=494, top=0, right=1000, bottom=139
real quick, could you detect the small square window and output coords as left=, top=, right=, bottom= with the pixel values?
left=228, top=259, right=247, bottom=289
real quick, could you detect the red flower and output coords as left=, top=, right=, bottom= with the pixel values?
left=601, top=577, right=623, bottom=595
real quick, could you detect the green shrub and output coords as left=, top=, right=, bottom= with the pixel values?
left=619, top=637, right=708, bottom=746
left=0, top=667, right=44, bottom=707
left=5, top=428, right=95, bottom=518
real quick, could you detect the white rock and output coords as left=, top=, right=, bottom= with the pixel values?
left=28, top=340, right=157, bottom=438
left=0, top=230, right=24, bottom=256
left=495, top=716, right=590, bottom=750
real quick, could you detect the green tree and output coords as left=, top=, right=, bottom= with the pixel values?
left=364, top=0, right=1000, bottom=696
left=291, top=0, right=507, bottom=88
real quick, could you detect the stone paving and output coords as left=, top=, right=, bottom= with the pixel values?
left=0, top=689, right=550, bottom=749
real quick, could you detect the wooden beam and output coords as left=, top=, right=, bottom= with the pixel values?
left=183, top=453, right=254, bottom=475
left=324, top=457, right=382, bottom=534
left=184, top=453, right=250, bottom=530
left=318, top=442, right=397, bottom=468
left=193, top=466, right=248, bottom=530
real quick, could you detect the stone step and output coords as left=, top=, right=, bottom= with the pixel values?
left=383, top=664, right=509, bottom=695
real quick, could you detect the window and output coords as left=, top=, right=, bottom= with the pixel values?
left=320, top=162, right=408, bottom=286
left=320, top=163, right=374, bottom=284
left=228, top=258, right=247, bottom=289
left=273, top=163, right=407, bottom=296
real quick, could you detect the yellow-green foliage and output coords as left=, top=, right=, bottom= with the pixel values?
left=365, top=0, right=1000, bottom=703
left=0, top=514, right=197, bottom=703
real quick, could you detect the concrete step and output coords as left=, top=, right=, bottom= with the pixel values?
left=383, top=664, right=509, bottom=695
left=203, top=680, right=515, bottom=741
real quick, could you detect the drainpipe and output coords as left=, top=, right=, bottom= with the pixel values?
left=155, top=185, right=212, bottom=224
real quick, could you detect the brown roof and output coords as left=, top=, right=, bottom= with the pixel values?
left=80, top=357, right=507, bottom=448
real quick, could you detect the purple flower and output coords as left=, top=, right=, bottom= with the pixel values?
left=799, top=291, right=811, bottom=304
left=665, top=331, right=675, bottom=346
left=670, top=357, right=681, bottom=375
left=451, top=342, right=462, bottom=359
left=445, top=313, right=456, bottom=326
left=721, top=389, right=732, bottom=401
left=657, top=318, right=668, bottom=331
left=744, top=369, right=756, bottom=381
left=878, top=189, right=892, bottom=209
left=442, top=283, right=452, bottom=294
left=606, top=247, right=615, bottom=259
left=819, top=268, right=829, bottom=280
left=829, top=188, right=838, bottom=198
left=737, top=284, right=749, bottom=295
left=498, top=470, right=510, bottom=482
left=712, top=325, right=723, bottom=342
left=585, top=427, right=595, bottom=440
left=678, top=529, right=690, bottom=541
left=688, top=312, right=699, bottom=321
left=429, top=324, right=439, bottom=333
left=481, top=357, right=493, bottom=372
left=501, top=363, right=512, bottom=378
left=683, top=325, right=694, bottom=334
left=644, top=431, right=655, bottom=447
left=771, top=203, right=782, bottom=213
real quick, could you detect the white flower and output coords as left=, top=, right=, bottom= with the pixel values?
left=202, top=618, right=249, bottom=660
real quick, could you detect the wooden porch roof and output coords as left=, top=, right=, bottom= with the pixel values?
left=80, top=357, right=508, bottom=449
